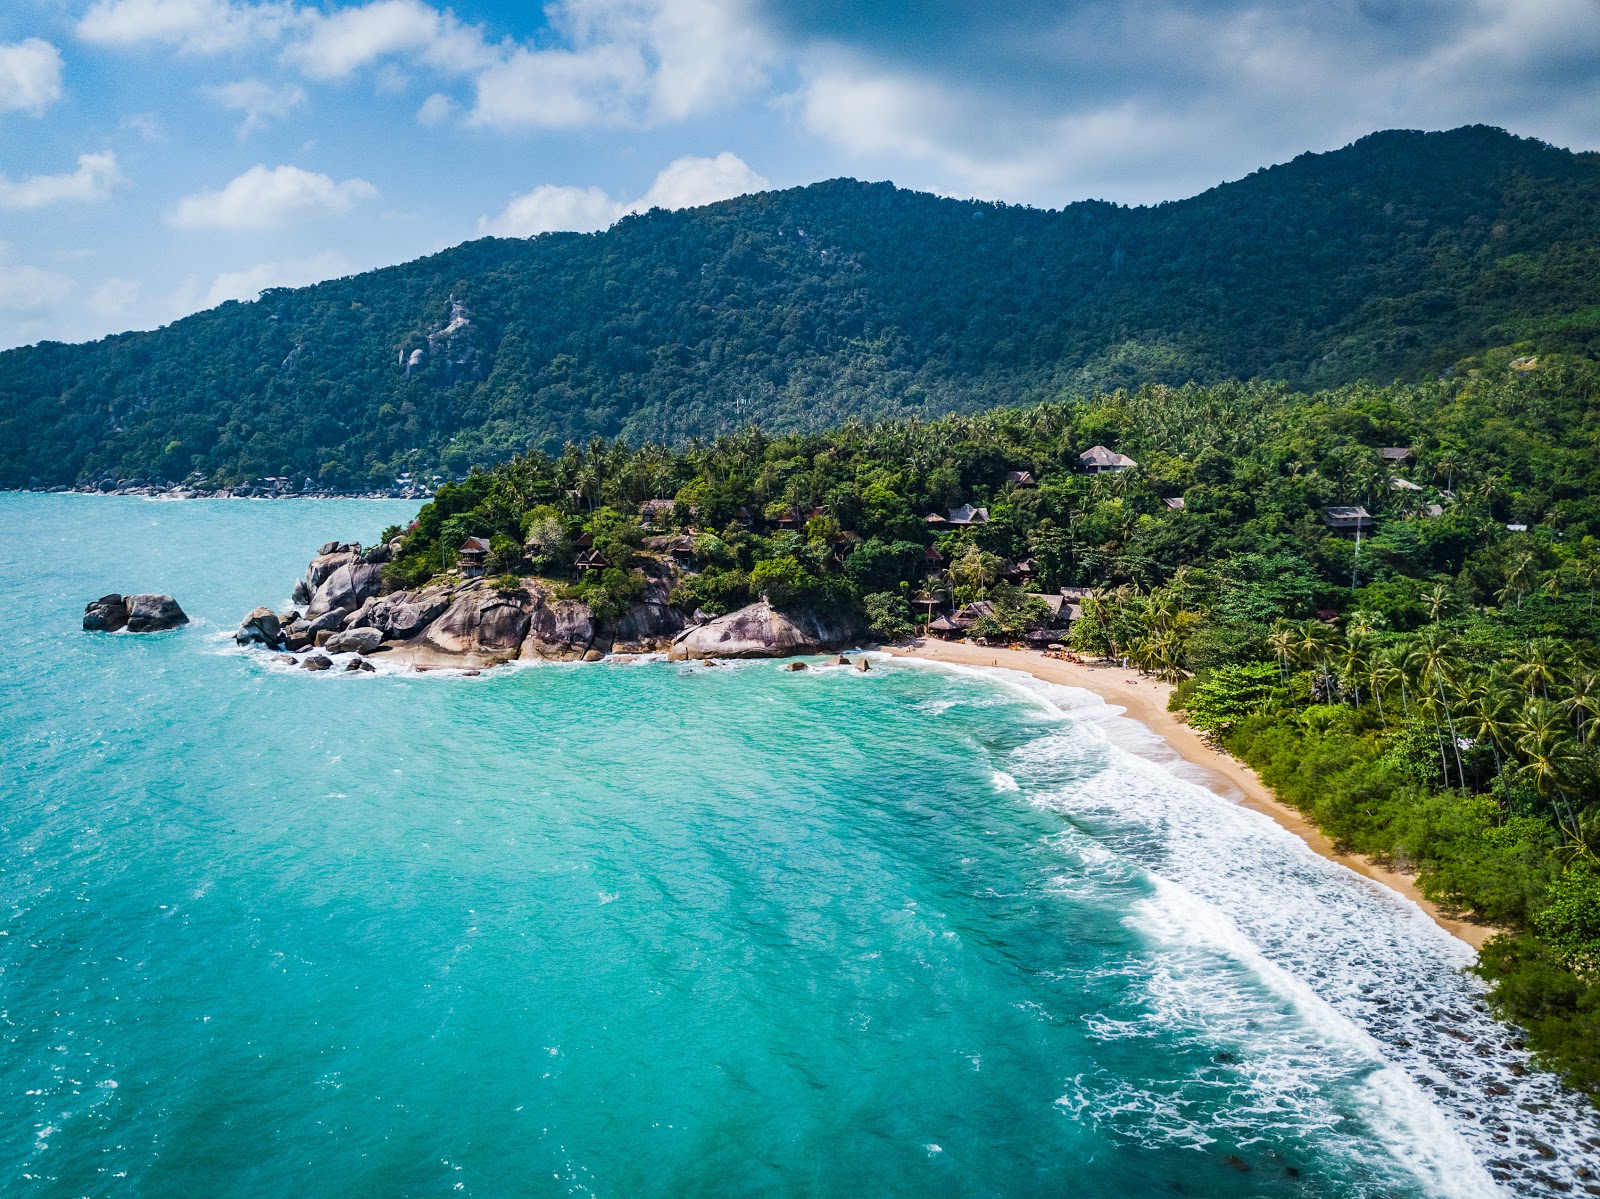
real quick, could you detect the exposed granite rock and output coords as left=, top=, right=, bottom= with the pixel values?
left=667, top=600, right=859, bottom=660
left=301, top=653, right=334, bottom=671
left=325, top=627, right=383, bottom=655
left=361, top=586, right=453, bottom=640
left=519, top=593, right=598, bottom=660
left=305, top=562, right=383, bottom=619
left=236, top=605, right=283, bottom=647
left=345, top=656, right=377, bottom=672
left=124, top=594, right=188, bottom=632
left=423, top=587, right=532, bottom=661
left=83, top=593, right=129, bottom=632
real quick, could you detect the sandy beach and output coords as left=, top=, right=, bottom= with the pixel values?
left=889, top=639, right=1497, bottom=950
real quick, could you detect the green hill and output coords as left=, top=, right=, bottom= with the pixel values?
left=3, top=124, right=1598, bottom=489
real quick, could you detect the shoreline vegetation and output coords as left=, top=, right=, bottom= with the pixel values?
left=232, top=363, right=1600, bottom=1103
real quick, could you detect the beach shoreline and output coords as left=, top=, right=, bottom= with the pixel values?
left=888, top=639, right=1499, bottom=951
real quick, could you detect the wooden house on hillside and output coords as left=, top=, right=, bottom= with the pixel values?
left=1004, top=470, right=1036, bottom=487
left=1324, top=506, right=1375, bottom=534
left=1378, top=447, right=1414, bottom=462
left=948, top=504, right=990, bottom=527
left=1078, top=446, right=1137, bottom=473
left=458, top=536, right=491, bottom=577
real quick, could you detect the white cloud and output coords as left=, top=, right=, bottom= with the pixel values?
left=478, top=152, right=768, bottom=237
left=282, top=0, right=437, bottom=80
left=466, top=0, right=771, bottom=130
left=78, top=0, right=291, bottom=54
left=0, top=264, right=75, bottom=310
left=478, top=184, right=623, bottom=237
left=635, top=151, right=768, bottom=210
left=88, top=277, right=141, bottom=317
left=203, top=250, right=351, bottom=305
left=416, top=92, right=453, bottom=126
left=0, top=39, right=64, bottom=116
left=203, top=78, right=307, bottom=135
left=169, top=164, right=377, bottom=230
left=0, top=152, right=126, bottom=210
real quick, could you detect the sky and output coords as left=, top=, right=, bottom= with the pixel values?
left=2, top=0, right=1599, bottom=351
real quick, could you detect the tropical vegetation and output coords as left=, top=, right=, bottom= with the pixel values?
left=5, top=126, right=1600, bottom=489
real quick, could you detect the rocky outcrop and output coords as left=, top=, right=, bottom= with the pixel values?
left=667, top=600, right=860, bottom=660
left=422, top=586, right=532, bottom=660
left=305, top=562, right=383, bottom=620
left=358, top=586, right=453, bottom=639
left=84, top=593, right=188, bottom=633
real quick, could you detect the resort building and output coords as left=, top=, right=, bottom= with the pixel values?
left=1162, top=497, right=1186, bottom=510
left=1078, top=446, right=1138, bottom=473
left=1324, top=506, right=1375, bottom=534
left=1004, top=470, right=1036, bottom=486
left=948, top=504, right=990, bottom=526
left=1378, top=447, right=1414, bottom=462
left=458, top=536, right=491, bottom=577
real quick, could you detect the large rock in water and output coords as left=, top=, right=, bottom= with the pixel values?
left=305, top=562, right=383, bottom=619
left=667, top=600, right=857, bottom=660
left=324, top=627, right=383, bottom=655
left=123, top=594, right=188, bottom=632
left=83, top=593, right=129, bottom=631
left=236, top=605, right=282, bottom=646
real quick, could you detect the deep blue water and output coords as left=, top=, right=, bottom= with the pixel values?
left=1, top=495, right=1592, bottom=1198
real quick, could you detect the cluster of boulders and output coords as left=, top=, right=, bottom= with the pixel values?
left=83, top=593, right=189, bottom=632
left=238, top=539, right=867, bottom=674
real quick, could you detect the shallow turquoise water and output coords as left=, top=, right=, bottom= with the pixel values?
left=0, top=495, right=1574, bottom=1197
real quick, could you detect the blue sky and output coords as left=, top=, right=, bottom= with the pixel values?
left=3, top=0, right=1599, bottom=351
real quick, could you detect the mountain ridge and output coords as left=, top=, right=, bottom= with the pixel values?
left=3, top=124, right=1598, bottom=488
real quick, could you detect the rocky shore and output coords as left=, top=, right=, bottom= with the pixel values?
left=238, top=540, right=867, bottom=671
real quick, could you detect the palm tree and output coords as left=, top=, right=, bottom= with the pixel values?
left=1513, top=701, right=1585, bottom=849
left=1366, top=654, right=1401, bottom=726
left=1424, top=583, right=1454, bottom=624
left=1511, top=638, right=1566, bottom=701
left=1559, top=671, right=1600, bottom=746
left=1498, top=550, right=1540, bottom=610
left=1406, top=627, right=1465, bottom=787
left=1267, top=620, right=1297, bottom=683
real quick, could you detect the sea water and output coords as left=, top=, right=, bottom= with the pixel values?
left=1, top=494, right=1596, bottom=1198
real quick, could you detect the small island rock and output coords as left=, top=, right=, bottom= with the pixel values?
left=86, top=593, right=187, bottom=632
left=83, top=594, right=129, bottom=632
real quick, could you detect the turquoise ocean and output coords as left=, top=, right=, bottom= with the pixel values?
left=2, top=495, right=1597, bottom=1198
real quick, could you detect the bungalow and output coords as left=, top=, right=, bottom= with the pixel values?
left=1378, top=447, right=1414, bottom=462
left=927, top=615, right=962, bottom=639
left=458, top=535, right=491, bottom=577
left=1162, top=497, right=1186, bottom=510
left=1078, top=445, right=1137, bottom=473
left=1029, top=593, right=1069, bottom=626
left=948, top=503, right=990, bottom=526
left=1390, top=477, right=1423, bottom=492
left=574, top=531, right=595, bottom=550
left=1004, top=470, right=1036, bottom=487
left=1324, top=506, right=1375, bottom=534
left=575, top=549, right=611, bottom=573
left=641, top=499, right=677, bottom=523
left=669, top=535, right=697, bottom=563
left=924, top=512, right=950, bottom=529
left=1058, top=587, right=1093, bottom=601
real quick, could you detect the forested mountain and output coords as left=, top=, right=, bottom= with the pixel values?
left=3, top=124, right=1599, bottom=489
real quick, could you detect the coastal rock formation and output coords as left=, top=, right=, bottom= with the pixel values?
left=359, top=587, right=453, bottom=639
left=305, top=562, right=383, bottom=620
left=667, top=601, right=859, bottom=660
left=324, top=627, right=383, bottom=655
left=236, top=606, right=283, bottom=647
left=83, top=594, right=128, bottom=631
left=423, top=587, right=532, bottom=660
left=84, top=593, right=188, bottom=633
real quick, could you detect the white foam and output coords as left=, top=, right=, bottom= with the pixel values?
left=898, top=658, right=1600, bottom=1195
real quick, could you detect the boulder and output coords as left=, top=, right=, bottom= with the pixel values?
left=236, top=605, right=283, bottom=647
left=124, top=594, right=188, bottom=632
left=359, top=542, right=393, bottom=564
left=301, top=653, right=333, bottom=671
left=300, top=607, right=348, bottom=638
left=324, top=627, right=383, bottom=655
left=518, top=595, right=597, bottom=661
left=422, top=589, right=532, bottom=660
left=345, top=657, right=376, bottom=672
left=362, top=587, right=453, bottom=640
left=305, top=563, right=383, bottom=619
left=668, top=600, right=859, bottom=661
left=856, top=657, right=871, bottom=672
left=291, top=578, right=312, bottom=606
left=305, top=551, right=356, bottom=591
left=83, top=593, right=129, bottom=632
left=582, top=648, right=605, bottom=662
left=785, top=661, right=808, bottom=671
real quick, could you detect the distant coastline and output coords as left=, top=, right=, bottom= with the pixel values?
left=7, top=483, right=431, bottom=501
left=889, top=639, right=1501, bottom=952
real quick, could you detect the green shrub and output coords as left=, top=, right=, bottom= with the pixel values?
left=863, top=592, right=915, bottom=640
